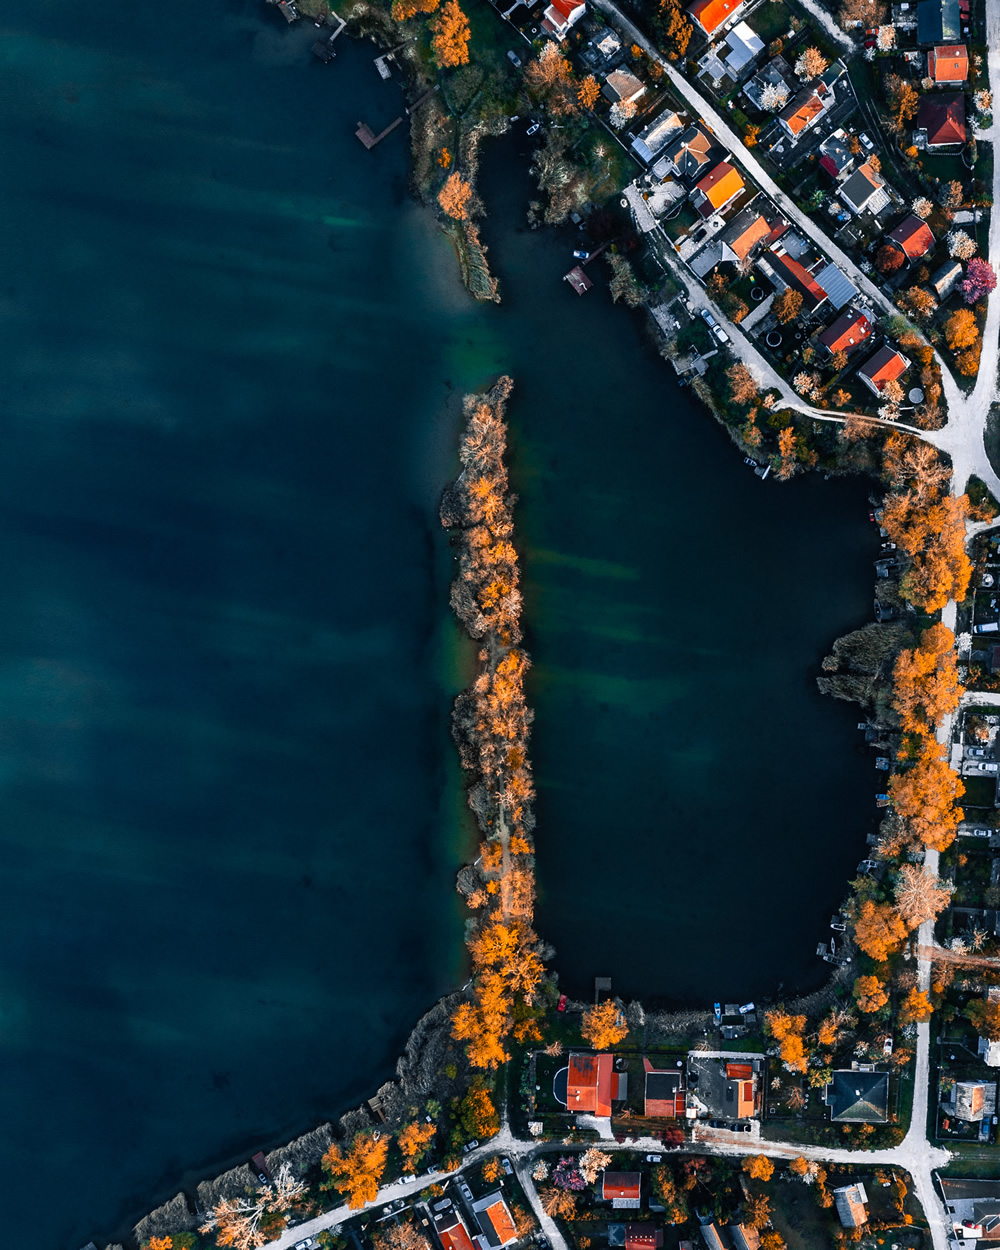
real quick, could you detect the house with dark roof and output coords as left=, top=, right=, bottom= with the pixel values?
left=691, top=161, right=745, bottom=217
left=663, top=122, right=719, bottom=182
left=718, top=207, right=775, bottom=265
left=643, top=1059, right=686, bottom=1117
left=833, top=1183, right=869, bottom=1229
left=434, top=1208, right=478, bottom=1250
left=917, top=0, right=960, bottom=45
left=918, top=92, right=967, bottom=148
left=603, top=1172, right=642, bottom=1209
left=560, top=1052, right=625, bottom=1117
left=928, top=44, right=968, bottom=83
left=839, top=162, right=888, bottom=215
left=542, top=0, right=586, bottom=38
left=813, top=261, right=858, bottom=310
left=818, top=309, right=872, bottom=356
left=699, top=1223, right=726, bottom=1250
left=687, top=0, right=747, bottom=38
left=825, top=1068, right=890, bottom=1120
left=857, top=349, right=910, bottom=398
left=888, top=214, right=935, bottom=261
left=819, top=130, right=854, bottom=178
left=603, top=68, right=646, bottom=106
left=778, top=80, right=833, bottom=139
left=471, top=1193, right=519, bottom=1248
left=931, top=258, right=963, bottom=298
left=743, top=57, right=793, bottom=112
left=630, top=110, right=684, bottom=166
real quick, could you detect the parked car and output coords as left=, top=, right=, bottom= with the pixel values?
left=699, top=307, right=718, bottom=328
left=402, top=1173, right=416, bottom=1183
left=975, top=622, right=999, bottom=633
left=974, top=828, right=992, bottom=837
left=977, top=763, right=1000, bottom=773
left=502, top=1157, right=514, bottom=1175
left=859, top=131, right=875, bottom=150
left=296, top=1241, right=316, bottom=1250
left=735, top=1122, right=752, bottom=1133
left=557, top=993, right=567, bottom=1012
left=462, top=1140, right=479, bottom=1153
left=712, top=324, right=730, bottom=344
left=646, top=1154, right=662, bottom=1162
left=883, top=1036, right=893, bottom=1056
left=970, top=748, right=987, bottom=757
left=507, top=50, right=522, bottom=67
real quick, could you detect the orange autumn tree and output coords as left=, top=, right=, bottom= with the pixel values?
left=899, top=987, right=933, bottom=1024
left=147, top=1240, right=174, bottom=1250
left=438, top=172, right=473, bottom=220
left=582, top=999, right=629, bottom=1049
left=763, top=1009, right=808, bottom=1073
left=398, top=1121, right=436, bottom=1167
left=391, top=0, right=439, bottom=17
left=321, top=1132, right=390, bottom=1209
left=431, top=0, right=471, bottom=67
left=892, top=623, right=963, bottom=737
left=890, top=739, right=964, bottom=850
left=853, top=974, right=889, bottom=1013
left=743, top=1155, right=775, bottom=1181
left=578, top=75, right=600, bottom=109
left=851, top=898, right=908, bottom=960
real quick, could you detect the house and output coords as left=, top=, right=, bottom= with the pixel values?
left=757, top=247, right=829, bottom=315
left=833, top=1183, right=870, bottom=1229
left=888, top=214, right=936, bottom=261
left=825, top=1068, right=890, bottom=1119
left=434, top=1208, right=478, bottom=1250
left=743, top=57, right=793, bottom=111
left=819, top=130, right=854, bottom=178
left=542, top=0, right=586, bottom=39
left=728, top=1227, right=761, bottom=1250
left=981, top=988, right=1000, bottom=1066
left=725, top=1062, right=756, bottom=1118
left=625, top=1227, right=663, bottom=1250
left=928, top=44, right=968, bottom=83
left=952, top=1080, right=993, bottom=1122
left=918, top=92, right=967, bottom=148
left=778, top=79, right=833, bottom=140
left=687, top=1053, right=762, bottom=1121
left=940, top=1177, right=1000, bottom=1239
left=838, top=161, right=889, bottom=216
left=813, top=261, right=859, bottom=310
left=603, top=68, right=646, bottom=106
left=594, top=30, right=621, bottom=59
left=687, top=0, right=747, bottom=38
left=631, top=110, right=683, bottom=165
left=917, top=0, right=961, bottom=44
left=720, top=21, right=764, bottom=77
left=471, top=1193, right=519, bottom=1248
left=691, top=161, right=745, bottom=217
left=818, top=309, right=872, bottom=356
left=663, top=122, right=717, bottom=181
left=560, top=1052, right=626, bottom=1116
left=699, top=1224, right=726, bottom=1250
left=718, top=207, right=778, bottom=265
left=644, top=1058, right=686, bottom=1117
left=931, top=259, right=963, bottom=298
left=603, top=1172, right=642, bottom=1209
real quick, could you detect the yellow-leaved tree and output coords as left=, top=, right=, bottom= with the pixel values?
left=581, top=999, right=628, bottom=1049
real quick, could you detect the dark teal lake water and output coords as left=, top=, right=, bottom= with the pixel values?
left=1, top=2, right=876, bottom=1244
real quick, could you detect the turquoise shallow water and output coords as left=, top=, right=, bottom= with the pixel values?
left=0, top=2, right=877, bottom=1243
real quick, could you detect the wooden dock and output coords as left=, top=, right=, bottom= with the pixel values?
left=356, top=116, right=404, bottom=149
left=311, top=9, right=346, bottom=62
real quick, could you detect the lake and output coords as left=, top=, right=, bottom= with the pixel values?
left=0, top=2, right=875, bottom=1244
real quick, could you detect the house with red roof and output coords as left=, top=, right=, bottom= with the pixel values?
left=542, top=0, right=586, bottom=39
left=687, top=0, right=747, bottom=37
left=472, top=1192, right=519, bottom=1248
left=917, top=92, right=966, bottom=148
left=561, top=1052, right=626, bottom=1117
left=691, top=161, right=745, bottom=218
left=643, top=1058, right=686, bottom=1117
left=603, top=1172, right=642, bottom=1208
left=778, top=81, right=833, bottom=140
left=858, top=346, right=910, bottom=396
left=818, top=310, right=872, bottom=357
left=725, top=1062, right=756, bottom=1118
left=434, top=1208, right=478, bottom=1250
left=625, top=1228, right=663, bottom=1250
left=888, top=214, right=935, bottom=261
left=756, top=247, right=828, bottom=316
left=927, top=44, right=968, bottom=83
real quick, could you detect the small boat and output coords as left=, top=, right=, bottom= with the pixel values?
left=714, top=1002, right=722, bottom=1022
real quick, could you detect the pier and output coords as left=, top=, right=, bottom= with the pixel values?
left=311, top=8, right=346, bottom=62
left=356, top=116, right=404, bottom=149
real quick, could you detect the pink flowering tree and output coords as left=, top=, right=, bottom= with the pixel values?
left=552, top=1156, right=587, bottom=1191
left=961, top=258, right=998, bottom=304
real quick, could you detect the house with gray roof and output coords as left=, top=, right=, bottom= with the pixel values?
left=917, top=0, right=960, bottom=45
left=834, top=1182, right=869, bottom=1229
left=825, top=1069, right=889, bottom=1121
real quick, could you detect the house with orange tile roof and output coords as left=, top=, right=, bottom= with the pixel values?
left=757, top=247, right=828, bottom=315
left=560, top=1052, right=626, bottom=1117
left=818, top=310, right=872, bottom=357
left=838, top=161, right=889, bottom=216
left=620, top=1227, right=663, bottom=1250
left=687, top=0, right=746, bottom=37
left=472, top=1192, right=519, bottom=1248
left=888, top=214, right=935, bottom=261
left=917, top=92, right=966, bottom=148
left=643, top=1058, right=686, bottom=1117
left=857, top=346, right=910, bottom=396
left=778, top=80, right=833, bottom=140
left=434, top=1208, right=478, bottom=1250
left=603, top=1172, right=642, bottom=1208
left=691, top=161, right=745, bottom=218
left=542, top=0, right=586, bottom=39
left=927, top=44, right=968, bottom=83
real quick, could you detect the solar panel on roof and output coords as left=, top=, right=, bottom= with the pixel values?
left=814, top=262, right=858, bottom=310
